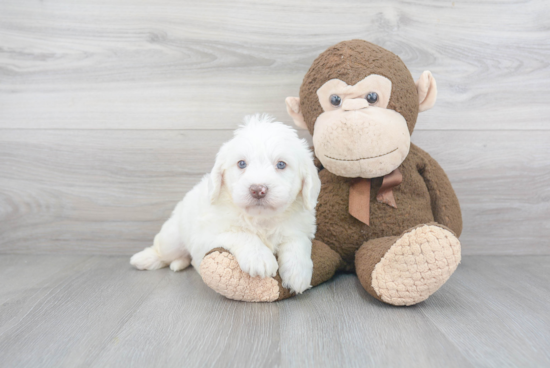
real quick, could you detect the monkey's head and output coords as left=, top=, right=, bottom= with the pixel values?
left=286, top=40, right=437, bottom=178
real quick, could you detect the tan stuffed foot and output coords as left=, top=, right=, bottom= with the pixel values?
left=200, top=241, right=344, bottom=302
left=200, top=248, right=284, bottom=302
left=356, top=224, right=461, bottom=306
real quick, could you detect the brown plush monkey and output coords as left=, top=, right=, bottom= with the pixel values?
left=201, top=40, right=462, bottom=306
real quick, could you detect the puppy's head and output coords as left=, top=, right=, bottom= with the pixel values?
left=209, top=114, right=321, bottom=217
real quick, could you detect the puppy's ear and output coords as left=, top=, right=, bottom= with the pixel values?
left=209, top=152, right=225, bottom=204
left=300, top=152, right=321, bottom=211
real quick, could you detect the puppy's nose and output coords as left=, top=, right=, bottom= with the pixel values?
left=249, top=184, right=268, bottom=199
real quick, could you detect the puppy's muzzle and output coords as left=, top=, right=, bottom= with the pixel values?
left=249, top=184, right=268, bottom=199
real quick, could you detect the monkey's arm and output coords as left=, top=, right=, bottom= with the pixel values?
left=415, top=146, right=463, bottom=237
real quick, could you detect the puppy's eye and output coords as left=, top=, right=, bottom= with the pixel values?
left=330, top=94, right=342, bottom=107
left=276, top=161, right=286, bottom=170
left=237, top=160, right=247, bottom=169
left=366, top=92, right=378, bottom=104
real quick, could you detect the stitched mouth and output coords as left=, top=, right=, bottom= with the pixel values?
left=325, top=147, right=398, bottom=162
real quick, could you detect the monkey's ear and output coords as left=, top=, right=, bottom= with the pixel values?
left=285, top=97, right=308, bottom=129
left=416, top=71, right=437, bottom=112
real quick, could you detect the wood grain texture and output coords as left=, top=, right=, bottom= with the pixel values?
left=92, top=269, right=280, bottom=368
left=412, top=131, right=550, bottom=255
left=0, top=254, right=90, bottom=307
left=0, top=129, right=548, bottom=255
left=0, top=256, right=168, bottom=368
left=278, top=275, right=473, bottom=368
left=0, top=0, right=549, bottom=130
left=0, top=255, right=548, bottom=367
left=419, top=256, right=550, bottom=367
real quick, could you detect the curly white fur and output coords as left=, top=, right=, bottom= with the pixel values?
left=130, top=114, right=321, bottom=294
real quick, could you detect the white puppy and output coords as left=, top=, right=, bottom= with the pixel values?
left=130, top=114, right=321, bottom=294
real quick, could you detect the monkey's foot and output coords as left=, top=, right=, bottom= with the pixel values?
left=200, top=248, right=292, bottom=302
left=358, top=224, right=461, bottom=306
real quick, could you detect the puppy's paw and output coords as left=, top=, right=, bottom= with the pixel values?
left=169, top=258, right=191, bottom=272
left=130, top=247, right=166, bottom=270
left=279, top=257, right=313, bottom=294
left=236, top=247, right=278, bottom=278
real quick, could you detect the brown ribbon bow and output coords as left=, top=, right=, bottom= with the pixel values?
left=348, top=168, right=403, bottom=226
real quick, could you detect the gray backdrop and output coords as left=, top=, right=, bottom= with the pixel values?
left=1, top=0, right=549, bottom=255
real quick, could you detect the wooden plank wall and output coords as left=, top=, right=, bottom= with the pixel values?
left=1, top=0, right=549, bottom=255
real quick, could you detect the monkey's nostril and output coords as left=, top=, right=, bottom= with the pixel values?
left=249, top=184, right=268, bottom=199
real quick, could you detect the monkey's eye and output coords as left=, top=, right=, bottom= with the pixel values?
left=276, top=161, right=286, bottom=170
left=330, top=94, right=342, bottom=107
left=366, top=92, right=379, bottom=104
left=238, top=160, right=247, bottom=169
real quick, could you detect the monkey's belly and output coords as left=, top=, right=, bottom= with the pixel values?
left=314, top=171, right=435, bottom=267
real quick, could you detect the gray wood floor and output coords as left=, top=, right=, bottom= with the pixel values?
left=0, top=254, right=548, bottom=368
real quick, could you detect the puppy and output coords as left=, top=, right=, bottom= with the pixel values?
left=130, top=114, right=321, bottom=294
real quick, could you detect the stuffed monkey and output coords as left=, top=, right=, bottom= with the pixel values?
left=200, top=40, right=462, bottom=306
